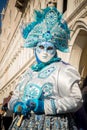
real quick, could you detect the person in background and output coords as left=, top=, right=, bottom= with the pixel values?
left=82, top=76, right=87, bottom=113
left=8, top=6, right=82, bottom=130
left=0, top=104, right=4, bottom=130
left=74, top=76, right=87, bottom=130
left=74, top=105, right=87, bottom=130
left=1, top=91, right=13, bottom=130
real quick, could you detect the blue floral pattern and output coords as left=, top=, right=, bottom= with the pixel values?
left=22, top=83, right=42, bottom=102
left=45, top=10, right=58, bottom=29
left=42, top=83, right=53, bottom=97
left=22, top=7, right=70, bottom=53
left=38, top=66, right=56, bottom=78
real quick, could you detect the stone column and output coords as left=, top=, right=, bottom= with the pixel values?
left=67, top=0, right=74, bottom=17
left=57, top=0, right=63, bottom=13
left=40, top=0, right=46, bottom=9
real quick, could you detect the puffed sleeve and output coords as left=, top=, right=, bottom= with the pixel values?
left=44, top=63, right=83, bottom=115
left=8, top=68, right=33, bottom=111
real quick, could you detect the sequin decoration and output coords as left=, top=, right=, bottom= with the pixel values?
left=22, top=7, right=70, bottom=53
left=38, top=66, right=55, bottom=78
left=45, top=10, right=58, bottom=29
left=42, top=83, right=53, bottom=97
left=22, top=83, right=42, bottom=102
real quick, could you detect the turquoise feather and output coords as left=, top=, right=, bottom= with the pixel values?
left=21, top=6, right=70, bottom=53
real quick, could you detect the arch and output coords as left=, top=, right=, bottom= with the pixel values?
left=69, top=18, right=87, bottom=80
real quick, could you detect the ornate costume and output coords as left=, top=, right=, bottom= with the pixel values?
left=8, top=6, right=82, bottom=130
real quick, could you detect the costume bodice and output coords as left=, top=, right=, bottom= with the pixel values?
left=17, top=61, right=80, bottom=103
left=9, top=61, right=82, bottom=114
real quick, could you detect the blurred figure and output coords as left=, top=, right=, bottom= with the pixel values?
left=82, top=76, right=87, bottom=113
left=0, top=105, right=4, bottom=130
left=1, top=91, right=13, bottom=130
left=74, top=76, right=87, bottom=130
left=74, top=105, right=87, bottom=130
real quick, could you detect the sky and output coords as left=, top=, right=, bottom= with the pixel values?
left=0, top=0, right=7, bottom=27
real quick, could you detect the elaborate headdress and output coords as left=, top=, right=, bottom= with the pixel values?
left=22, top=6, right=70, bottom=52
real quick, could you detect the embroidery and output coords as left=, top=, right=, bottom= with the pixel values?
left=22, top=7, right=70, bottom=53
left=38, top=66, right=55, bottom=78
left=42, top=83, right=53, bottom=97
left=61, top=60, right=70, bottom=65
left=44, top=116, right=51, bottom=128
left=50, top=99, right=57, bottom=114
left=21, top=69, right=33, bottom=80
left=22, top=83, right=42, bottom=102
left=8, top=113, right=77, bottom=130
left=15, top=70, right=33, bottom=92
left=53, top=118, right=59, bottom=129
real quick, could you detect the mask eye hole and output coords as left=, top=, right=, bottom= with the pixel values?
left=47, top=46, right=53, bottom=50
left=39, top=45, right=44, bottom=49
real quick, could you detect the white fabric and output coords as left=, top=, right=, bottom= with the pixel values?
left=8, top=61, right=83, bottom=115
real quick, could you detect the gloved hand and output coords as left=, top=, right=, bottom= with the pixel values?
left=13, top=102, right=30, bottom=116
left=26, top=99, right=44, bottom=114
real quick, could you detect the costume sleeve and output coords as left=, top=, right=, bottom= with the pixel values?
left=44, top=64, right=83, bottom=115
left=8, top=68, right=33, bottom=111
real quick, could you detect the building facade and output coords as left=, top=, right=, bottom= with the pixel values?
left=0, top=0, right=87, bottom=103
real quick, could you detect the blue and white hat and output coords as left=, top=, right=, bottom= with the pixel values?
left=22, top=6, right=70, bottom=52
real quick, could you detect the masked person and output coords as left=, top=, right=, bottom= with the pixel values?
left=8, top=6, right=83, bottom=130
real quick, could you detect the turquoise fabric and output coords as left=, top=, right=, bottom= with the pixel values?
left=8, top=113, right=78, bottom=130
left=31, top=56, right=61, bottom=71
left=13, top=102, right=30, bottom=116
left=26, top=99, right=44, bottom=113
left=21, top=7, right=70, bottom=52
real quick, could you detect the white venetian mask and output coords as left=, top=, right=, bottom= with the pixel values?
left=35, top=42, right=56, bottom=63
